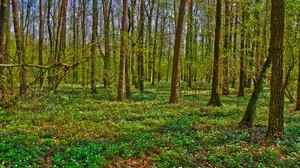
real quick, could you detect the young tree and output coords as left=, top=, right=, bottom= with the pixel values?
left=118, top=0, right=129, bottom=101
left=38, top=0, right=43, bottom=88
left=137, top=0, right=145, bottom=92
left=208, top=0, right=222, bottom=106
left=266, top=0, right=285, bottom=139
left=91, top=0, right=98, bottom=94
left=169, top=0, right=187, bottom=104
left=102, top=0, right=111, bottom=87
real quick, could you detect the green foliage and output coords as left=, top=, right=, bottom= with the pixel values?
left=0, top=83, right=299, bottom=167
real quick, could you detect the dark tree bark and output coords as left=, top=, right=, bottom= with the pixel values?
left=118, top=0, right=129, bottom=101
left=296, top=43, right=300, bottom=110
left=91, top=0, right=98, bottom=94
left=208, top=0, right=222, bottom=106
left=266, top=0, right=285, bottom=139
left=222, top=0, right=230, bottom=95
left=0, top=0, right=9, bottom=107
left=12, top=0, right=27, bottom=95
left=137, top=0, right=145, bottom=92
left=239, top=55, right=271, bottom=128
left=169, top=0, right=187, bottom=104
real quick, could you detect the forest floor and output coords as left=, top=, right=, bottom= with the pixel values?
left=0, top=82, right=299, bottom=167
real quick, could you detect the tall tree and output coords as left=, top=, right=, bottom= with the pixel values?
left=222, top=0, right=230, bottom=95
left=186, top=0, right=193, bottom=88
left=118, top=0, right=129, bottom=101
left=0, top=0, right=9, bottom=107
left=238, top=6, right=246, bottom=97
left=208, top=0, right=222, bottom=106
left=91, top=0, right=98, bottom=94
left=12, top=0, right=27, bottom=95
left=137, top=0, right=145, bottom=92
left=38, top=0, right=44, bottom=88
left=266, top=0, right=285, bottom=139
left=296, top=43, right=300, bottom=110
left=102, top=0, right=111, bottom=87
left=169, top=0, right=187, bottom=104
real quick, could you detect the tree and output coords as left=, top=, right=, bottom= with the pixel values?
left=38, top=0, right=43, bottom=88
left=102, top=0, right=111, bottom=87
left=0, top=0, right=9, bottom=107
left=296, top=44, right=300, bottom=110
left=266, top=0, right=285, bottom=139
left=238, top=6, right=246, bottom=97
left=91, top=0, right=98, bottom=94
left=222, top=0, right=230, bottom=95
left=186, top=0, right=193, bottom=88
left=137, top=0, right=145, bottom=92
left=118, top=0, right=129, bottom=101
left=12, top=0, right=27, bottom=95
left=207, top=0, right=222, bottom=106
left=169, top=0, right=187, bottom=104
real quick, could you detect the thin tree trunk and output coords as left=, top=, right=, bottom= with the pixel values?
left=222, top=0, right=230, bottom=95
left=91, top=0, right=98, bottom=94
left=208, top=0, right=222, bottom=106
left=238, top=9, right=246, bottom=97
left=38, top=0, right=43, bottom=88
left=186, top=0, right=193, bottom=88
left=102, top=0, right=111, bottom=87
left=137, top=0, right=145, bottom=92
left=169, top=0, right=187, bottom=104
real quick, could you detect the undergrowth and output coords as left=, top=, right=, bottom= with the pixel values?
left=0, top=82, right=299, bottom=167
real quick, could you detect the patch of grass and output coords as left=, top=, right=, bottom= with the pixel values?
left=0, top=82, right=299, bottom=167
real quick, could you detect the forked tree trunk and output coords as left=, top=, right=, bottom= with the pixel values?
left=266, top=0, right=285, bottom=139
left=208, top=0, right=222, bottom=106
left=169, top=0, right=187, bottom=104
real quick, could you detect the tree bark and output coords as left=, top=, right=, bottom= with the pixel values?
left=208, top=0, right=222, bottom=106
left=137, top=0, right=145, bottom=92
left=91, top=0, right=98, bottom=94
left=102, top=0, right=111, bottom=87
left=238, top=9, right=246, bottom=97
left=12, top=0, right=27, bottom=95
left=239, top=55, right=271, bottom=128
left=266, top=0, right=285, bottom=139
left=169, top=0, right=187, bottom=104
left=222, top=0, right=230, bottom=95
left=118, top=0, right=129, bottom=101
left=38, top=0, right=44, bottom=88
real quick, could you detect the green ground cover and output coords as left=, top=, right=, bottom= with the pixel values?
left=0, top=83, right=299, bottom=167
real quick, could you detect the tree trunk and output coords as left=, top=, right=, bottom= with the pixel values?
left=296, top=43, right=300, bottom=110
left=38, top=0, right=43, bottom=88
left=208, top=0, right=222, bottom=106
left=102, top=0, right=111, bottom=87
left=91, top=0, right=98, bottom=94
left=12, top=0, right=27, bottom=95
left=186, top=0, right=193, bottom=88
left=238, top=9, right=246, bottom=97
left=222, top=0, right=230, bottom=95
left=266, top=0, right=285, bottom=139
left=169, top=0, right=187, bottom=104
left=117, top=0, right=128, bottom=101
left=137, top=0, right=145, bottom=92
left=239, top=55, right=271, bottom=128
left=0, top=0, right=9, bottom=107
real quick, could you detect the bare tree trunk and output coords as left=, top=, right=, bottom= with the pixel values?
left=118, top=0, right=129, bottom=101
left=238, top=8, right=246, bottom=97
left=137, top=0, right=145, bottom=92
left=38, top=0, right=44, bottom=88
left=266, top=0, right=285, bottom=139
left=222, top=0, right=230, bottom=95
left=102, top=0, right=111, bottom=87
left=12, top=0, right=27, bottom=95
left=208, top=0, right=222, bottom=106
left=186, top=0, right=193, bottom=88
left=0, top=0, right=9, bottom=107
left=91, top=0, right=98, bottom=94
left=169, top=0, right=187, bottom=104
